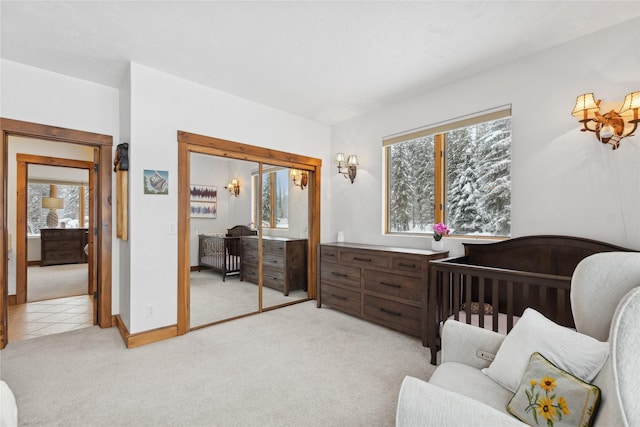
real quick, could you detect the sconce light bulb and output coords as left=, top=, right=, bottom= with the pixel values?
left=600, top=124, right=615, bottom=139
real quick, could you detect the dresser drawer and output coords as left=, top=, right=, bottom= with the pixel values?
left=262, top=271, right=285, bottom=292
left=363, top=295, right=421, bottom=337
left=392, top=256, right=423, bottom=277
left=322, top=283, right=360, bottom=316
left=320, top=263, right=361, bottom=289
left=339, top=250, right=389, bottom=269
left=263, top=252, right=285, bottom=269
left=42, top=239, right=82, bottom=250
left=363, top=270, right=422, bottom=302
left=321, top=246, right=339, bottom=263
left=263, top=239, right=286, bottom=254
left=242, top=265, right=259, bottom=283
left=42, top=250, right=84, bottom=263
left=241, top=237, right=259, bottom=251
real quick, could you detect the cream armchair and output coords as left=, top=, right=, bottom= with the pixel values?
left=397, top=252, right=640, bottom=426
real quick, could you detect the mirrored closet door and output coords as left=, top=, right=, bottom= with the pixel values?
left=177, top=130, right=321, bottom=335
left=258, top=164, right=310, bottom=310
left=189, top=153, right=259, bottom=328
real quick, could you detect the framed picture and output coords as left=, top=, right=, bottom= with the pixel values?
left=190, top=184, right=217, bottom=202
left=143, top=170, right=169, bottom=195
left=190, top=201, right=217, bottom=218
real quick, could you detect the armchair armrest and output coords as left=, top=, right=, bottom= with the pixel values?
left=396, top=376, right=522, bottom=426
left=440, top=320, right=506, bottom=369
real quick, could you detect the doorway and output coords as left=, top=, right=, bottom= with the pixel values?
left=176, top=131, right=322, bottom=335
left=0, top=118, right=113, bottom=349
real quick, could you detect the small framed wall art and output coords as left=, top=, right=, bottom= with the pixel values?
left=144, top=170, right=169, bottom=195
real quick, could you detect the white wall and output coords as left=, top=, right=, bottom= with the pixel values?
left=1, top=59, right=121, bottom=313
left=127, top=63, right=330, bottom=333
left=331, top=17, right=640, bottom=256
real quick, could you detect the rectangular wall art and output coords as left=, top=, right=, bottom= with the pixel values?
left=190, top=184, right=217, bottom=218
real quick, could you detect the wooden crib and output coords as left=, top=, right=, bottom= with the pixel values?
left=197, top=225, right=256, bottom=281
left=427, top=235, right=632, bottom=364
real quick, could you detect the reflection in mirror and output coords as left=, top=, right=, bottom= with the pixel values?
left=189, top=153, right=259, bottom=328
left=253, top=165, right=310, bottom=310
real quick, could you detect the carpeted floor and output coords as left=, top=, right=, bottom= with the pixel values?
left=0, top=301, right=436, bottom=426
left=27, top=264, right=88, bottom=302
left=190, top=271, right=308, bottom=327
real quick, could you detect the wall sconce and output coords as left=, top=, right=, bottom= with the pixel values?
left=41, top=197, right=64, bottom=228
left=225, top=178, right=240, bottom=197
left=290, top=169, right=308, bottom=190
left=335, top=153, right=358, bottom=183
left=572, top=91, right=640, bottom=150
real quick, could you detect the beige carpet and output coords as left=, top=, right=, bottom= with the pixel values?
left=190, top=271, right=308, bottom=327
left=0, top=301, right=436, bottom=426
left=27, top=264, right=88, bottom=302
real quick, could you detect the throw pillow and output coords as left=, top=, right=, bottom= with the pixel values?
left=507, top=352, right=600, bottom=427
left=461, top=301, right=494, bottom=315
left=482, top=308, right=608, bottom=392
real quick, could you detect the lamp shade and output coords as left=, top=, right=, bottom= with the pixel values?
left=347, top=155, right=359, bottom=166
left=334, top=153, right=346, bottom=166
left=41, top=197, right=64, bottom=210
left=572, top=93, right=600, bottom=117
left=618, top=91, right=640, bottom=114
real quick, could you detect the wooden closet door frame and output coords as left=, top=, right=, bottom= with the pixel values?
left=0, top=118, right=113, bottom=349
left=176, top=130, right=322, bottom=335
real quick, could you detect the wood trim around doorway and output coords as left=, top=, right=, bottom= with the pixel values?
left=0, top=118, right=113, bottom=349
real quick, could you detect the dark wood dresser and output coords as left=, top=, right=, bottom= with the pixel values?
left=40, top=228, right=88, bottom=266
left=317, top=242, right=448, bottom=345
left=240, top=236, right=307, bottom=296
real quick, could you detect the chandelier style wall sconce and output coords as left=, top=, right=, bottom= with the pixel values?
left=572, top=91, right=640, bottom=150
left=225, top=178, right=240, bottom=197
left=290, top=169, right=308, bottom=190
left=335, top=153, right=358, bottom=183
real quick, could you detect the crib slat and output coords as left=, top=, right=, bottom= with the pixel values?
left=465, top=274, right=472, bottom=322
left=507, top=281, right=514, bottom=332
left=478, top=277, right=485, bottom=329
left=442, top=272, right=450, bottom=325
left=539, top=286, right=548, bottom=318
left=492, top=278, right=499, bottom=333
left=453, top=273, right=460, bottom=322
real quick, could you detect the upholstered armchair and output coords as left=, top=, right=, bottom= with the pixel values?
left=397, top=252, right=640, bottom=426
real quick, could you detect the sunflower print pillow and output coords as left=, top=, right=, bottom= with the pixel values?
left=507, top=352, right=601, bottom=427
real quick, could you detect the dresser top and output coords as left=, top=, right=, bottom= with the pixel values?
left=321, top=241, right=447, bottom=256
left=242, top=235, right=307, bottom=242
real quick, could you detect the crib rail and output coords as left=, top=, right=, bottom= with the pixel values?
left=428, top=260, right=572, bottom=364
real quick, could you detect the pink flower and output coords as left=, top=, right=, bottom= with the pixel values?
left=433, top=222, right=450, bottom=241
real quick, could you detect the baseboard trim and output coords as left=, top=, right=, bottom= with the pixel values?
left=115, top=315, right=177, bottom=349
left=27, top=260, right=40, bottom=266
left=190, top=265, right=205, bottom=272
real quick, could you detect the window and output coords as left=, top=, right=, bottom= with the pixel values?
left=253, top=168, right=289, bottom=229
left=385, top=108, right=511, bottom=237
left=27, top=181, right=89, bottom=235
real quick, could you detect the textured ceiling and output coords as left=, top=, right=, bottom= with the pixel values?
left=1, top=1, right=638, bottom=125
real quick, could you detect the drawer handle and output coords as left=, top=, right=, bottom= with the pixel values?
left=398, top=262, right=416, bottom=268
left=271, top=260, right=278, bottom=263
left=380, top=307, right=402, bottom=317
left=331, top=272, right=348, bottom=278
left=325, top=253, right=336, bottom=257
left=353, top=257, right=372, bottom=262
left=380, top=281, right=401, bottom=289
left=331, top=293, right=347, bottom=301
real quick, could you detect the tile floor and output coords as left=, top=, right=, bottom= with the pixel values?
left=8, top=295, right=94, bottom=342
